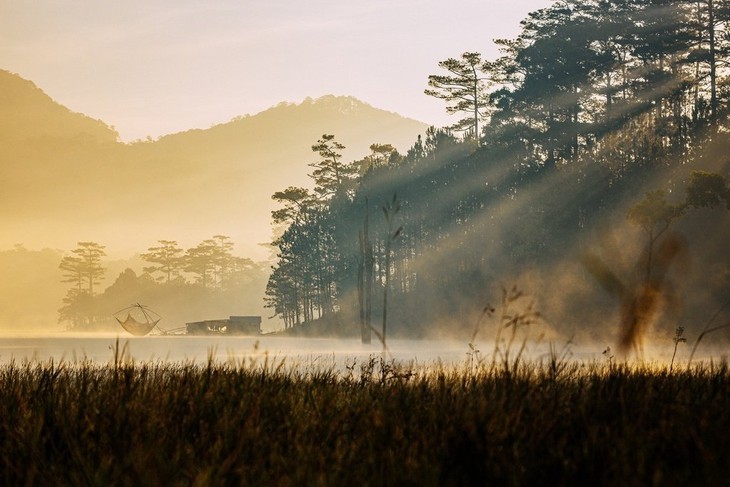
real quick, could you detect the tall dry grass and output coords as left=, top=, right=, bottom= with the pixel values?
left=0, top=352, right=728, bottom=485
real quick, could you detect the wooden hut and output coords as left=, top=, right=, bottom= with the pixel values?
left=185, top=316, right=261, bottom=336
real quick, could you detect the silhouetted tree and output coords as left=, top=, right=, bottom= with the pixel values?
left=59, top=255, right=84, bottom=292
left=627, top=190, right=686, bottom=280
left=263, top=0, right=730, bottom=339
left=380, top=194, right=402, bottom=353
left=425, top=52, right=491, bottom=141
left=141, top=240, right=184, bottom=283
left=58, top=241, right=106, bottom=329
left=59, top=241, right=106, bottom=295
left=685, top=170, right=730, bottom=209
left=309, top=134, right=356, bottom=199
left=184, top=236, right=235, bottom=289
left=271, top=187, right=314, bottom=225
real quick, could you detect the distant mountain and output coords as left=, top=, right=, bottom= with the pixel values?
left=0, top=70, right=428, bottom=259
left=0, top=69, right=118, bottom=142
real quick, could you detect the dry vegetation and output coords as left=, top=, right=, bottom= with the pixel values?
left=0, top=348, right=728, bottom=485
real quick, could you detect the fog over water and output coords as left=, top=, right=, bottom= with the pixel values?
left=0, top=335, right=486, bottom=366
left=0, top=334, right=725, bottom=369
left=2, top=0, right=728, bottom=361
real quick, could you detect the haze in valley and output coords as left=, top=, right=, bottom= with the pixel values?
left=0, top=70, right=427, bottom=331
left=1, top=0, right=728, bottom=361
left=0, top=0, right=555, bottom=333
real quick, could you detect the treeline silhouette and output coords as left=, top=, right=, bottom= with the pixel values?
left=58, top=237, right=268, bottom=331
left=266, top=0, right=730, bottom=341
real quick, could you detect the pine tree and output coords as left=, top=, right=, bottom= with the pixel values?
left=141, top=240, right=184, bottom=283
left=425, top=52, right=491, bottom=141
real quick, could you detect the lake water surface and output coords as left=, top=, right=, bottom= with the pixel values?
left=0, top=334, right=474, bottom=367
left=0, top=333, right=724, bottom=369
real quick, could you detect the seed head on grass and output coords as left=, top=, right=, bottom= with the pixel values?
left=670, top=326, right=686, bottom=371
left=602, top=346, right=615, bottom=366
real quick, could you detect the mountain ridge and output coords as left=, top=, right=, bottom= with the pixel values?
left=0, top=70, right=429, bottom=259
left=0, top=69, right=119, bottom=142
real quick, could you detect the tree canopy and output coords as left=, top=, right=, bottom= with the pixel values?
left=264, top=0, right=730, bottom=341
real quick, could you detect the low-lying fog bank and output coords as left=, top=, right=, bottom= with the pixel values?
left=0, top=334, right=726, bottom=369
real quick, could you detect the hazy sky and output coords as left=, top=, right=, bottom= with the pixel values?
left=2, top=0, right=554, bottom=142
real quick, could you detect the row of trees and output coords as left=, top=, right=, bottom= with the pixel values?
left=265, top=0, right=730, bottom=340
left=427, top=0, right=728, bottom=161
left=141, top=236, right=258, bottom=289
left=58, top=237, right=264, bottom=330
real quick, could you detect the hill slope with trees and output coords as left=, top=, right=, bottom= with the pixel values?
left=264, top=0, right=730, bottom=349
left=0, top=71, right=426, bottom=332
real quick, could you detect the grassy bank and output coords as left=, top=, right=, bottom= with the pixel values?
left=0, top=355, right=728, bottom=486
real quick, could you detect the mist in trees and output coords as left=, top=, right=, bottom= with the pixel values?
left=57, top=238, right=268, bottom=332
left=5, top=0, right=728, bottom=347
left=265, top=0, right=730, bottom=348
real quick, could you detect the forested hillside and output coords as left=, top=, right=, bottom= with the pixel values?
left=0, top=72, right=426, bottom=332
left=265, top=0, right=730, bottom=346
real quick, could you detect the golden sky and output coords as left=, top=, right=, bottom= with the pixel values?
left=1, top=0, right=554, bottom=141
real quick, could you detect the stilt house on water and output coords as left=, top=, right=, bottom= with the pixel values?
left=185, top=316, right=262, bottom=336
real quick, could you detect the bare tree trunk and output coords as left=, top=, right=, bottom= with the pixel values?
left=365, top=198, right=372, bottom=343
left=359, top=197, right=372, bottom=344
left=381, top=195, right=402, bottom=355
left=708, top=0, right=718, bottom=123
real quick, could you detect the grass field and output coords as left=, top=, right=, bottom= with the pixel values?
left=0, top=350, right=728, bottom=486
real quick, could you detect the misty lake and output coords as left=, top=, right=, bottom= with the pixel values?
left=0, top=334, right=487, bottom=367
left=0, top=333, right=717, bottom=368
